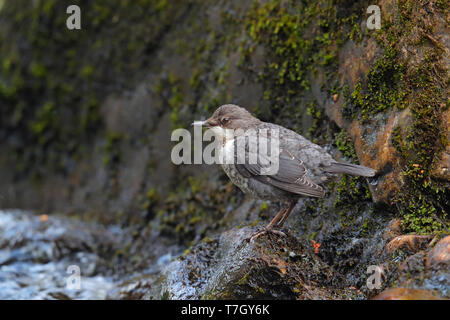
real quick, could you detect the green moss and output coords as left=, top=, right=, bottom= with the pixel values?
left=189, top=69, right=201, bottom=89
left=201, top=236, right=214, bottom=244
left=306, top=100, right=322, bottom=140
left=259, top=201, right=269, bottom=212
left=153, top=73, right=187, bottom=129
left=401, top=196, right=445, bottom=234
left=0, top=0, right=190, bottom=177
left=146, top=187, right=158, bottom=201
left=240, top=1, right=340, bottom=120
left=237, top=272, right=250, bottom=286
left=334, top=129, right=357, bottom=161
left=325, top=0, right=449, bottom=235
left=79, top=65, right=94, bottom=78
left=189, top=216, right=202, bottom=225
left=334, top=175, right=370, bottom=209
left=343, top=47, right=407, bottom=121
left=157, top=174, right=235, bottom=245
left=330, top=129, right=372, bottom=229
left=141, top=187, right=159, bottom=212
left=381, top=1, right=449, bottom=234
left=236, top=0, right=372, bottom=134
left=29, top=61, right=47, bottom=78
left=243, top=1, right=315, bottom=107
left=213, top=62, right=229, bottom=85
left=102, top=131, right=122, bottom=166
left=29, top=101, right=56, bottom=136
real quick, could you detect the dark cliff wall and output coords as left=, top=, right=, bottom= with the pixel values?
left=1, top=0, right=447, bottom=231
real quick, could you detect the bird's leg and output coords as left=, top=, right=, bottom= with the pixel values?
left=266, top=207, right=287, bottom=228
left=249, top=206, right=288, bottom=242
left=276, top=200, right=296, bottom=227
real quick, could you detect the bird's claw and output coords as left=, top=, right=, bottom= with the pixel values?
left=248, top=227, right=286, bottom=243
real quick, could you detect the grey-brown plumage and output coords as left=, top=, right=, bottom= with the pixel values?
left=196, top=104, right=376, bottom=239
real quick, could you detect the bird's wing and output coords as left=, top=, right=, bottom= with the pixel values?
left=234, top=136, right=324, bottom=198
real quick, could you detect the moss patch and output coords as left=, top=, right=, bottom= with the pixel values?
left=0, top=0, right=190, bottom=179
left=343, top=47, right=407, bottom=121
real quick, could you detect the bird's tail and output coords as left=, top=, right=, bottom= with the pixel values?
left=324, top=162, right=376, bottom=177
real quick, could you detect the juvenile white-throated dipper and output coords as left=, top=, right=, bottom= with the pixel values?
left=194, top=104, right=376, bottom=241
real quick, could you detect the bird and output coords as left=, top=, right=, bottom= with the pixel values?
left=193, top=104, right=376, bottom=241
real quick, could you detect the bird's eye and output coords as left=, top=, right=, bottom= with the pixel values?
left=221, top=118, right=230, bottom=125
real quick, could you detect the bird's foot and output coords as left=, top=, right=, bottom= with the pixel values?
left=248, top=226, right=286, bottom=243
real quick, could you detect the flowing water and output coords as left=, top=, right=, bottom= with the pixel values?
left=0, top=210, right=116, bottom=299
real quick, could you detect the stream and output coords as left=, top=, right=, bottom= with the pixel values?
left=0, top=209, right=117, bottom=299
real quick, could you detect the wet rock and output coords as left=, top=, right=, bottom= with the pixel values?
left=398, top=252, right=427, bottom=275
left=378, top=235, right=450, bottom=299
left=383, top=219, right=402, bottom=241
left=107, top=275, right=157, bottom=300
left=431, top=109, right=450, bottom=181
left=426, top=236, right=450, bottom=269
left=124, top=227, right=360, bottom=300
left=372, top=288, right=445, bottom=300
left=385, top=235, right=433, bottom=255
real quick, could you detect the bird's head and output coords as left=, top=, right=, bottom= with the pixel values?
left=193, top=104, right=261, bottom=132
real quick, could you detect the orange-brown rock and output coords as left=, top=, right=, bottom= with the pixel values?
left=385, top=235, right=433, bottom=254
left=383, top=219, right=403, bottom=241
left=431, top=109, right=449, bottom=182
left=372, top=288, right=445, bottom=300
left=426, top=235, right=450, bottom=269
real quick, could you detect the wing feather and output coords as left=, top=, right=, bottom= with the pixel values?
left=234, top=137, right=324, bottom=198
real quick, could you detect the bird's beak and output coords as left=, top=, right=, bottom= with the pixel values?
left=191, top=120, right=206, bottom=127
left=191, top=119, right=213, bottom=127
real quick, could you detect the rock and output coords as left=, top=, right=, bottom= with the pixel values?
left=398, top=252, right=426, bottom=274
left=378, top=235, right=450, bottom=299
left=126, top=227, right=358, bottom=300
left=431, top=109, right=450, bottom=182
left=372, top=288, right=445, bottom=300
left=107, top=275, right=156, bottom=300
left=383, top=219, right=403, bottom=241
left=426, top=236, right=450, bottom=269
left=385, top=235, right=433, bottom=255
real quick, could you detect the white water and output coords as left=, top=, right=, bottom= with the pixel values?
left=0, top=210, right=114, bottom=300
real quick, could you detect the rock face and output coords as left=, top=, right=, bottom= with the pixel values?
left=0, top=0, right=448, bottom=299
left=427, top=236, right=450, bottom=269
left=111, top=227, right=360, bottom=300
left=112, top=230, right=450, bottom=300
left=373, top=288, right=445, bottom=300
left=374, top=235, right=450, bottom=300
